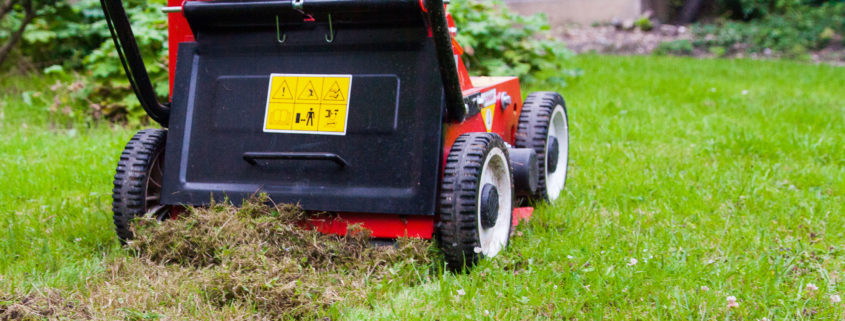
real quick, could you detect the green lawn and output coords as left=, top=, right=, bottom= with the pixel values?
left=0, top=75, right=132, bottom=294
left=1, top=55, right=843, bottom=319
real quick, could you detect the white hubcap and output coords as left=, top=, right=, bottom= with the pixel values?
left=545, top=105, right=569, bottom=201
left=477, top=147, right=512, bottom=257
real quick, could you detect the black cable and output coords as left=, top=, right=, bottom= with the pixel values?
left=100, top=0, right=170, bottom=126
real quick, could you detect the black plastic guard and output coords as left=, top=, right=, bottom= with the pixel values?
left=161, top=8, right=444, bottom=215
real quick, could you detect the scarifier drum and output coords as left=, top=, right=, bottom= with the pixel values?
left=102, top=0, right=572, bottom=269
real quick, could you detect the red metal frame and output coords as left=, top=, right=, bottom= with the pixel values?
left=166, top=0, right=192, bottom=97
left=165, top=3, right=532, bottom=239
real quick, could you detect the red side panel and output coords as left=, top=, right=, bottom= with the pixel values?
left=166, top=0, right=193, bottom=98
left=512, top=207, right=533, bottom=226
left=308, top=214, right=436, bottom=239
left=442, top=9, right=523, bottom=152
left=442, top=78, right=524, bottom=163
left=304, top=207, right=533, bottom=239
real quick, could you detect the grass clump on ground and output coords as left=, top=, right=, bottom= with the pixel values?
left=1, top=196, right=433, bottom=319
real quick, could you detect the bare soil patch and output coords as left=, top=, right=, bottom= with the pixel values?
left=562, top=25, right=693, bottom=55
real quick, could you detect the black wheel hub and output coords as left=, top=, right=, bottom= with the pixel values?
left=546, top=136, right=559, bottom=173
left=480, top=183, right=499, bottom=229
left=146, top=151, right=170, bottom=220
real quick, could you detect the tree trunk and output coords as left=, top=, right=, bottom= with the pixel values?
left=0, top=0, right=16, bottom=21
left=677, top=0, right=707, bottom=24
left=0, top=0, right=34, bottom=68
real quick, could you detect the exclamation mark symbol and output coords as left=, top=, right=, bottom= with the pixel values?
left=272, top=80, right=294, bottom=100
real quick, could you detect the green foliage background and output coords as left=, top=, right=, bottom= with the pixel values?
left=725, top=0, right=844, bottom=19
left=449, top=0, right=580, bottom=88
left=4, top=0, right=576, bottom=125
left=691, top=0, right=845, bottom=57
left=646, top=0, right=845, bottom=58
left=5, top=0, right=168, bottom=126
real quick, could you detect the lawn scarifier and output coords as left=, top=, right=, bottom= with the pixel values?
left=100, top=0, right=571, bottom=269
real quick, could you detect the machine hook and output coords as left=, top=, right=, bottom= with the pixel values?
left=275, top=15, right=286, bottom=44
left=325, top=13, right=334, bottom=43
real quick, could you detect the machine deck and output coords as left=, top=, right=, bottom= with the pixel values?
left=161, top=8, right=445, bottom=215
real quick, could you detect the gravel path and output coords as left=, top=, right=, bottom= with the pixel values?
left=561, top=25, right=692, bottom=55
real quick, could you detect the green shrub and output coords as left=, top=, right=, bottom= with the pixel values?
left=654, top=40, right=695, bottom=56
left=449, top=0, right=580, bottom=88
left=8, top=0, right=168, bottom=125
left=693, top=1, right=844, bottom=58
left=708, top=46, right=727, bottom=57
left=634, top=17, right=654, bottom=31
left=15, top=0, right=106, bottom=70
left=81, top=0, right=169, bottom=125
left=729, top=0, right=842, bottom=19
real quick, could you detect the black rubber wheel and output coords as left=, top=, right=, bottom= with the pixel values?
left=437, top=132, right=514, bottom=271
left=515, top=92, right=570, bottom=202
left=112, top=129, right=169, bottom=242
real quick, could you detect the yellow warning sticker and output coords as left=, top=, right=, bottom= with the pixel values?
left=481, top=105, right=495, bottom=133
left=479, top=89, right=497, bottom=132
left=263, top=74, right=352, bottom=135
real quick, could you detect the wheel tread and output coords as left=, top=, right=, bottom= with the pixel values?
left=514, top=92, right=567, bottom=202
left=112, top=129, right=167, bottom=242
left=437, top=132, right=512, bottom=270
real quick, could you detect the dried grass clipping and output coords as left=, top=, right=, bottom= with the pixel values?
left=1, top=195, right=434, bottom=320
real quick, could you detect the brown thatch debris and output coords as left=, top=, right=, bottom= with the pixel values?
left=1, top=195, right=435, bottom=320
left=0, top=289, right=89, bottom=320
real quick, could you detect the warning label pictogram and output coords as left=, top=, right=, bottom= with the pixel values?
left=479, top=89, right=497, bottom=133
left=271, top=80, right=294, bottom=100
left=265, top=103, right=295, bottom=130
left=292, top=104, right=320, bottom=131
left=269, top=77, right=296, bottom=101
left=297, top=81, right=320, bottom=101
left=481, top=105, right=495, bottom=133
left=323, top=80, right=345, bottom=102
left=263, top=74, right=352, bottom=135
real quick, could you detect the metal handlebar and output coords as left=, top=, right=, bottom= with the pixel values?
left=100, top=0, right=171, bottom=127
left=104, top=0, right=465, bottom=125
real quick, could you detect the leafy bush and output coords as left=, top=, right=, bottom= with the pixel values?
left=634, top=17, right=654, bottom=31
left=654, top=40, right=695, bottom=56
left=15, top=0, right=106, bottom=70
left=725, top=0, right=842, bottom=19
left=81, top=0, right=169, bottom=125
left=449, top=0, right=580, bottom=88
left=692, top=0, right=845, bottom=58
left=7, top=0, right=167, bottom=125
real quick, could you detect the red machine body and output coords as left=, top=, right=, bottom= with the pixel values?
left=164, top=1, right=531, bottom=239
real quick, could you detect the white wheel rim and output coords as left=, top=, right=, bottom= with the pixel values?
left=477, top=147, right=512, bottom=257
left=545, top=105, right=568, bottom=201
